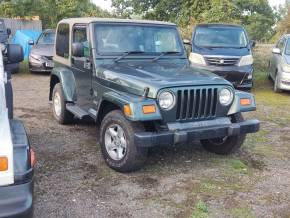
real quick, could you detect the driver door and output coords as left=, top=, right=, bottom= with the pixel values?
left=71, top=25, right=93, bottom=111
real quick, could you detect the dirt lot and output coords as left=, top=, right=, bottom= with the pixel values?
left=12, top=67, right=290, bottom=218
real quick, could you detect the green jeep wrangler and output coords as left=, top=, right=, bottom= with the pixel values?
left=49, top=18, right=260, bottom=172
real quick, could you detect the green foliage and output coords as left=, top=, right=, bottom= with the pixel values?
left=0, top=0, right=112, bottom=29
left=230, top=159, right=248, bottom=174
left=191, top=200, right=209, bottom=218
left=112, top=0, right=276, bottom=41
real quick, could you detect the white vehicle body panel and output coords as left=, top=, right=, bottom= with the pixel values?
left=0, top=45, right=14, bottom=186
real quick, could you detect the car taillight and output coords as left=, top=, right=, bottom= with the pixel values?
left=30, top=149, right=36, bottom=168
left=0, top=156, right=8, bottom=171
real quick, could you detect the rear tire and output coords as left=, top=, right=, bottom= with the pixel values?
left=201, top=113, right=246, bottom=155
left=100, top=110, right=148, bottom=172
left=52, top=83, right=74, bottom=124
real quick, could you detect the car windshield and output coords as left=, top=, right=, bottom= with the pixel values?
left=193, top=26, right=248, bottom=48
left=94, top=24, right=183, bottom=55
left=37, top=31, right=55, bottom=44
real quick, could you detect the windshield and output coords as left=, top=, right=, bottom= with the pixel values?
left=94, top=24, right=183, bottom=54
left=193, top=26, right=248, bottom=48
left=37, top=31, right=55, bottom=44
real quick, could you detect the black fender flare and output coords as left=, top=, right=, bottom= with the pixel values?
left=49, top=67, right=77, bottom=102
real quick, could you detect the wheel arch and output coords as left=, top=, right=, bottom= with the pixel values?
left=96, top=100, right=121, bottom=124
left=49, top=67, right=77, bottom=102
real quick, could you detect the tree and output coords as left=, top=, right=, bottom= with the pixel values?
left=112, top=0, right=276, bottom=41
left=0, top=0, right=112, bottom=29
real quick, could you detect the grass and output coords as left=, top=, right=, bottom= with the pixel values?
left=230, top=159, right=248, bottom=174
left=19, top=60, right=30, bottom=74
left=191, top=200, right=209, bottom=218
left=230, top=206, right=255, bottom=218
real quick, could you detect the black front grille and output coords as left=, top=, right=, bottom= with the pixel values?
left=44, top=56, right=53, bottom=60
left=176, top=88, right=218, bottom=121
left=205, top=56, right=240, bottom=66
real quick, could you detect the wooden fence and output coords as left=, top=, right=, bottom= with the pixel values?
left=1, top=18, right=42, bottom=36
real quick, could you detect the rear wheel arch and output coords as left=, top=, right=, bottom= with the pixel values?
left=49, top=75, right=60, bottom=101
left=49, top=69, right=76, bottom=102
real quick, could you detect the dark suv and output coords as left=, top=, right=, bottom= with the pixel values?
left=190, top=24, right=255, bottom=90
left=49, top=18, right=259, bottom=172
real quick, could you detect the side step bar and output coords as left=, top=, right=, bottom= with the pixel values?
left=66, top=103, right=89, bottom=119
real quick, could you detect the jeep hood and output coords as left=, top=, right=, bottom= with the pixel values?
left=97, top=61, right=231, bottom=98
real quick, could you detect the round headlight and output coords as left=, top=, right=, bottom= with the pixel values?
left=219, top=88, right=233, bottom=106
left=158, top=91, right=175, bottom=110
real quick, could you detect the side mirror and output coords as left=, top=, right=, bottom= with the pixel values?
left=28, top=40, right=34, bottom=45
left=7, top=44, right=24, bottom=64
left=272, top=48, right=281, bottom=55
left=183, top=39, right=191, bottom=45
left=250, top=40, right=256, bottom=48
left=6, top=28, right=11, bottom=36
left=72, top=42, right=84, bottom=57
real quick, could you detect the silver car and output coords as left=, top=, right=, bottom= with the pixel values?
left=28, top=29, right=55, bottom=73
left=269, top=35, right=290, bottom=92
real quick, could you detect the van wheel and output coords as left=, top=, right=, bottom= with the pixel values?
left=52, top=83, right=74, bottom=124
left=200, top=113, right=246, bottom=155
left=100, top=110, right=148, bottom=172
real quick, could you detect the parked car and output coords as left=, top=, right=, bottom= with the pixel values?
left=28, top=29, right=55, bottom=73
left=0, top=43, right=35, bottom=218
left=49, top=18, right=260, bottom=172
left=189, top=24, right=255, bottom=90
left=268, top=35, right=290, bottom=92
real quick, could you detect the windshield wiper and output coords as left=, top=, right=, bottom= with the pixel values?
left=114, top=51, right=145, bottom=62
left=152, top=51, right=181, bottom=62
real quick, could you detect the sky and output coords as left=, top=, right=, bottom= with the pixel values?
left=93, top=0, right=286, bottom=11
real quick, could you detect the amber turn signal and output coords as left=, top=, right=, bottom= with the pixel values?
left=124, top=104, right=132, bottom=116
left=240, top=98, right=251, bottom=106
left=142, top=105, right=156, bottom=114
left=0, top=157, right=8, bottom=171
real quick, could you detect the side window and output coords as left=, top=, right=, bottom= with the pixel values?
left=56, top=23, right=69, bottom=58
left=277, top=38, right=286, bottom=52
left=73, top=26, right=89, bottom=57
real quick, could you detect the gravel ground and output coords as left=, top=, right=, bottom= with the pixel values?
left=12, top=73, right=290, bottom=218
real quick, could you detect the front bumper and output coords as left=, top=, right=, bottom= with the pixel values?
left=279, top=72, right=290, bottom=91
left=193, top=64, right=253, bottom=90
left=29, top=57, right=53, bottom=72
left=0, top=180, right=33, bottom=218
left=135, top=118, right=260, bottom=147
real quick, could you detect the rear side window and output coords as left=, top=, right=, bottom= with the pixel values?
left=56, top=23, right=69, bottom=58
left=277, top=38, right=286, bottom=52
left=73, top=26, right=89, bottom=57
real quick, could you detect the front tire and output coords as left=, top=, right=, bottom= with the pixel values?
left=52, top=83, right=74, bottom=124
left=100, top=110, right=148, bottom=172
left=201, top=113, right=246, bottom=155
left=274, top=74, right=282, bottom=93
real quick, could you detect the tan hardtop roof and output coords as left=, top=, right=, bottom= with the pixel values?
left=59, top=17, right=176, bottom=26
